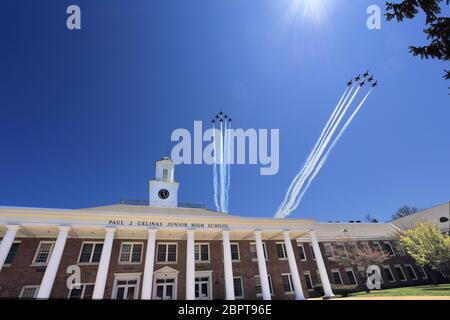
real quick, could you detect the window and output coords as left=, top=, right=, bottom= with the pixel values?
left=345, top=268, right=358, bottom=285
left=4, top=241, right=20, bottom=266
left=156, top=243, right=177, bottom=263
left=195, top=273, right=212, bottom=300
left=195, top=243, right=210, bottom=262
left=119, top=243, right=143, bottom=264
left=281, top=274, right=294, bottom=294
left=162, top=168, right=168, bottom=181
left=230, top=243, right=240, bottom=261
left=323, top=243, right=334, bottom=258
left=298, top=244, right=306, bottom=261
left=250, top=242, right=268, bottom=261
left=394, top=265, right=407, bottom=281
left=233, top=277, right=244, bottom=298
left=416, top=265, right=428, bottom=279
left=113, top=275, right=140, bottom=300
left=78, top=242, right=103, bottom=264
left=309, top=244, right=316, bottom=260
left=32, top=241, right=55, bottom=265
left=315, top=270, right=322, bottom=285
left=382, top=265, right=395, bottom=282
left=19, top=286, right=39, bottom=299
left=255, top=275, right=273, bottom=296
left=372, top=241, right=383, bottom=253
left=68, top=284, right=94, bottom=299
left=359, top=242, right=371, bottom=254
left=334, top=243, right=347, bottom=257
left=331, top=269, right=343, bottom=285
left=358, top=266, right=368, bottom=284
left=404, top=264, right=418, bottom=280
left=304, top=271, right=314, bottom=290
left=276, top=243, right=287, bottom=260
left=383, top=241, right=395, bottom=256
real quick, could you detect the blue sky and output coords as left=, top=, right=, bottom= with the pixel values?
left=0, top=0, right=448, bottom=222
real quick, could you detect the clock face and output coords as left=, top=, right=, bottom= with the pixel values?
left=158, top=189, right=170, bottom=200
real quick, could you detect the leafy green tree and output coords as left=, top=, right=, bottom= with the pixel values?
left=399, top=222, right=450, bottom=279
left=385, top=0, right=450, bottom=87
left=392, top=205, right=418, bottom=220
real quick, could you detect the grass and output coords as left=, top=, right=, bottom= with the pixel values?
left=351, top=283, right=450, bottom=297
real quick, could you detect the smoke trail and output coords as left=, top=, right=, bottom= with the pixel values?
left=275, top=86, right=351, bottom=214
left=223, top=120, right=231, bottom=213
left=219, top=121, right=225, bottom=212
left=212, top=124, right=220, bottom=211
left=285, top=89, right=373, bottom=215
left=276, top=84, right=363, bottom=218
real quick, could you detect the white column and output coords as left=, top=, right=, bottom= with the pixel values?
left=92, top=227, right=116, bottom=299
left=310, top=230, right=334, bottom=298
left=222, top=230, right=235, bottom=300
left=185, top=229, right=196, bottom=300
left=0, top=225, right=20, bottom=271
left=283, top=230, right=305, bottom=300
left=141, top=229, right=157, bottom=299
left=255, top=230, right=271, bottom=300
left=37, top=226, right=70, bottom=299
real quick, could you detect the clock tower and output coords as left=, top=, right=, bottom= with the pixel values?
left=149, top=157, right=179, bottom=207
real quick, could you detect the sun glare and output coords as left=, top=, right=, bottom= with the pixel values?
left=284, top=0, right=333, bottom=26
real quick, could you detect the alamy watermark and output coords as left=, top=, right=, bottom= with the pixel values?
left=170, top=121, right=279, bottom=176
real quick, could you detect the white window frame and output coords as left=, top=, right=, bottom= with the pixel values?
left=230, top=243, right=240, bottom=262
left=404, top=264, right=418, bottom=280
left=331, top=269, right=343, bottom=285
left=383, top=241, right=396, bottom=257
left=111, top=272, right=141, bottom=300
left=372, top=241, right=383, bottom=253
left=382, top=265, right=396, bottom=283
left=315, top=270, right=322, bottom=285
left=156, top=242, right=178, bottom=264
left=281, top=273, right=295, bottom=294
left=250, top=242, right=268, bottom=261
left=334, top=243, right=348, bottom=257
left=19, top=285, right=40, bottom=299
left=233, top=276, right=244, bottom=299
left=304, top=271, right=314, bottom=291
left=3, top=240, right=21, bottom=267
left=32, top=241, right=55, bottom=266
left=309, top=243, right=316, bottom=260
left=276, top=242, right=288, bottom=260
left=359, top=241, right=372, bottom=254
left=194, top=243, right=210, bottom=263
left=195, top=270, right=213, bottom=300
left=394, top=264, right=407, bottom=282
left=119, top=242, right=143, bottom=264
left=255, top=274, right=274, bottom=297
left=297, top=243, right=307, bottom=261
left=67, top=283, right=95, bottom=299
left=416, top=264, right=428, bottom=280
left=323, top=242, right=334, bottom=258
left=345, top=268, right=358, bottom=285
left=77, top=241, right=103, bottom=265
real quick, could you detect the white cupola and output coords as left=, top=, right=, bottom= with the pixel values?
left=149, top=157, right=179, bottom=207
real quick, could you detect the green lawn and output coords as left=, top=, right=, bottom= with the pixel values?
left=351, top=284, right=450, bottom=297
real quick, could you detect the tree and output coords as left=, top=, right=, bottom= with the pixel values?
left=399, top=222, right=450, bottom=279
left=329, top=238, right=389, bottom=291
left=385, top=0, right=450, bottom=88
left=392, top=205, right=419, bottom=220
left=364, top=214, right=379, bottom=223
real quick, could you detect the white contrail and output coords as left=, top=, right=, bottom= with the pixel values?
left=285, top=89, right=373, bottom=214
left=275, top=86, right=351, bottom=215
left=225, top=121, right=232, bottom=213
left=212, top=124, right=220, bottom=211
left=276, top=83, right=364, bottom=218
left=219, top=121, right=225, bottom=212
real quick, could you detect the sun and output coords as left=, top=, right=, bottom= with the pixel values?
left=284, top=0, right=334, bottom=26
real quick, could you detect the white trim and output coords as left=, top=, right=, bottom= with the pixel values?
left=156, top=242, right=178, bottom=264
left=255, top=274, right=274, bottom=297
left=382, top=265, right=396, bottom=283
left=372, top=241, right=383, bottom=253
left=19, top=285, right=40, bottom=299
left=323, top=242, right=334, bottom=258
left=383, top=241, right=396, bottom=257
left=67, top=283, right=95, bottom=299
left=308, top=243, right=316, bottom=261
left=276, top=242, right=288, bottom=260
left=250, top=242, right=268, bottom=261
left=416, top=264, right=428, bottom=280
left=393, top=264, right=407, bottom=282
left=31, top=241, right=55, bottom=266
left=281, top=273, right=295, bottom=294
left=359, top=241, right=371, bottom=254
left=153, top=267, right=179, bottom=300
left=297, top=243, right=307, bottom=261
left=230, top=242, right=240, bottom=262
left=118, top=242, right=144, bottom=264
left=233, top=276, right=244, bottom=299
left=303, top=271, right=314, bottom=291
left=111, top=272, right=142, bottom=300
left=2, top=240, right=21, bottom=267
left=195, top=270, right=213, bottom=300
left=77, top=241, right=103, bottom=265
left=331, top=269, right=343, bottom=285
left=344, top=267, right=358, bottom=285
left=404, top=264, right=418, bottom=280
left=194, top=242, right=210, bottom=263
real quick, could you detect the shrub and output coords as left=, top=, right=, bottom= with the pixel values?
left=313, top=284, right=358, bottom=297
